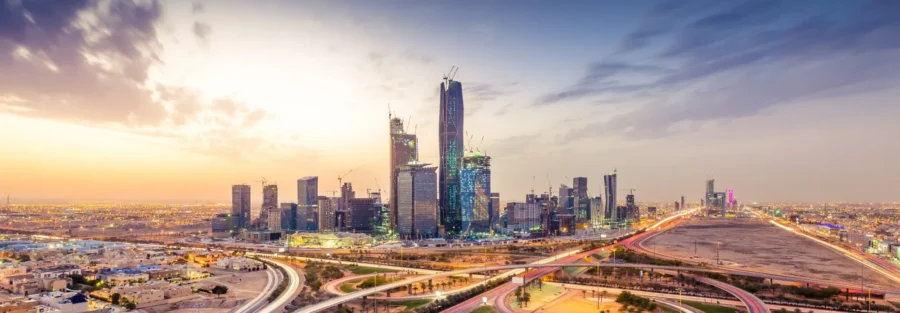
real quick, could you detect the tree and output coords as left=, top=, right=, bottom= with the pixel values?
left=582, top=290, right=587, bottom=298
left=124, top=302, right=137, bottom=310
left=111, top=293, right=121, bottom=305
left=522, top=291, right=531, bottom=307
left=601, top=290, right=608, bottom=303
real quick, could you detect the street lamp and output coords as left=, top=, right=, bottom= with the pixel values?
left=482, top=297, right=488, bottom=305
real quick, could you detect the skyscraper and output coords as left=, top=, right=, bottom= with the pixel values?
left=340, top=183, right=355, bottom=213
left=261, top=184, right=278, bottom=229
left=681, top=195, right=685, bottom=211
left=389, top=115, right=418, bottom=233
left=439, top=76, right=464, bottom=235
left=590, top=196, right=603, bottom=228
left=604, top=170, right=617, bottom=221
left=572, top=177, right=589, bottom=221
left=297, top=176, right=318, bottom=231
left=490, top=192, right=500, bottom=233
left=460, top=154, right=492, bottom=235
left=280, top=203, right=297, bottom=231
left=705, top=179, right=715, bottom=217
left=318, top=196, right=336, bottom=232
left=558, top=184, right=573, bottom=211
left=397, top=162, right=438, bottom=238
left=231, top=185, right=251, bottom=232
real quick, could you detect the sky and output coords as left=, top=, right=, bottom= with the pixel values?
left=1, top=0, right=899, bottom=204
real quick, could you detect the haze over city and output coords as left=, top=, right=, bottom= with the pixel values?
left=2, top=0, right=899, bottom=204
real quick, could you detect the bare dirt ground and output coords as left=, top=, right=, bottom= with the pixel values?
left=644, top=219, right=896, bottom=288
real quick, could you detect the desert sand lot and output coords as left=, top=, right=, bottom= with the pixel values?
left=644, top=219, right=896, bottom=288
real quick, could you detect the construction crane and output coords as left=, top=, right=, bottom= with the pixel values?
left=324, top=190, right=337, bottom=197
left=253, top=177, right=269, bottom=190
left=620, top=188, right=637, bottom=195
left=338, top=169, right=354, bottom=188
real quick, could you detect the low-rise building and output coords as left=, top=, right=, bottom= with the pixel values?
left=0, top=294, right=39, bottom=313
left=34, top=292, right=89, bottom=313
left=215, top=258, right=263, bottom=271
left=31, top=266, right=80, bottom=280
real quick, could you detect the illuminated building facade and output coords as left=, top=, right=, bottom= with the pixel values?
left=297, top=176, right=318, bottom=231
left=460, top=154, right=491, bottom=235
left=439, top=77, right=464, bottom=235
left=397, top=162, right=438, bottom=238
left=572, top=177, right=589, bottom=221
left=490, top=192, right=500, bottom=232
left=389, top=115, right=418, bottom=232
left=231, top=185, right=251, bottom=232
left=590, top=196, right=603, bottom=228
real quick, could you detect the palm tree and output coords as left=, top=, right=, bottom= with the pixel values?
left=601, top=290, right=608, bottom=303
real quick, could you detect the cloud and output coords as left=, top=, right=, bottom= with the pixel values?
left=192, top=2, right=204, bottom=14
left=543, top=0, right=900, bottom=140
left=193, top=21, right=212, bottom=42
left=0, top=0, right=283, bottom=160
left=494, top=103, right=514, bottom=117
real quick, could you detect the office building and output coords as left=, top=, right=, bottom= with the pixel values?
left=603, top=170, right=617, bottom=221
left=506, top=202, right=541, bottom=235
left=348, top=198, right=377, bottom=232
left=389, top=115, right=418, bottom=232
left=674, top=201, right=680, bottom=211
left=280, top=203, right=297, bottom=231
left=460, top=154, right=492, bottom=235
left=231, top=185, right=251, bottom=232
left=297, top=177, right=318, bottom=231
left=558, top=184, right=573, bottom=211
left=681, top=195, right=685, bottom=211
left=211, top=213, right=232, bottom=234
left=572, top=177, right=589, bottom=221
left=261, top=184, right=278, bottom=229
left=439, top=76, right=465, bottom=235
left=590, top=196, right=603, bottom=228
left=727, top=189, right=734, bottom=206
left=397, top=162, right=438, bottom=238
left=318, top=196, right=337, bottom=232
left=705, top=179, right=715, bottom=217
left=267, top=207, right=281, bottom=231
left=490, top=192, right=500, bottom=232
left=625, top=194, right=639, bottom=220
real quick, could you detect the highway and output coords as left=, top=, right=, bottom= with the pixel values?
left=695, top=276, right=769, bottom=313
left=257, top=258, right=303, bottom=313
left=233, top=265, right=280, bottom=313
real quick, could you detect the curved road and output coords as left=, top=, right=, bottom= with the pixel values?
left=258, top=258, right=303, bottom=313
left=695, top=276, right=768, bottom=313
left=234, top=265, right=280, bottom=313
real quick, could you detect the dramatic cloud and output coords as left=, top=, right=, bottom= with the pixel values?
left=541, top=0, right=900, bottom=140
left=0, top=0, right=278, bottom=159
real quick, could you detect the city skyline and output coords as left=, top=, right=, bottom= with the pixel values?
left=2, top=0, right=900, bottom=204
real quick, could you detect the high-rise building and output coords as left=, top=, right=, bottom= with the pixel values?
left=705, top=179, right=714, bottom=217
left=261, top=184, right=278, bottom=229
left=280, top=203, right=297, bottom=231
left=506, top=202, right=541, bottom=234
left=727, top=189, right=734, bottom=206
left=389, top=115, right=418, bottom=233
left=681, top=195, right=685, bottom=211
left=590, top=196, right=603, bottom=228
left=211, top=213, right=232, bottom=234
left=397, top=162, right=438, bottom=238
left=558, top=184, right=573, bottom=211
left=439, top=76, right=464, bottom=235
left=267, top=207, right=281, bottom=231
left=348, top=198, right=377, bottom=233
left=625, top=194, right=638, bottom=220
left=340, top=183, right=355, bottom=212
left=572, top=177, right=589, bottom=221
left=490, top=192, right=500, bottom=233
left=603, top=171, right=617, bottom=221
left=318, top=196, right=337, bottom=232
left=231, top=185, right=251, bottom=232
left=297, top=177, right=318, bottom=231
left=460, top=154, right=492, bottom=235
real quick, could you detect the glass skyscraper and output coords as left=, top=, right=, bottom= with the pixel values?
left=439, top=77, right=464, bottom=235
left=604, top=171, right=617, bottom=221
left=460, top=154, right=491, bottom=235
left=389, top=115, right=417, bottom=233
left=231, top=184, right=251, bottom=232
left=397, top=162, right=438, bottom=238
left=297, top=176, right=318, bottom=231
